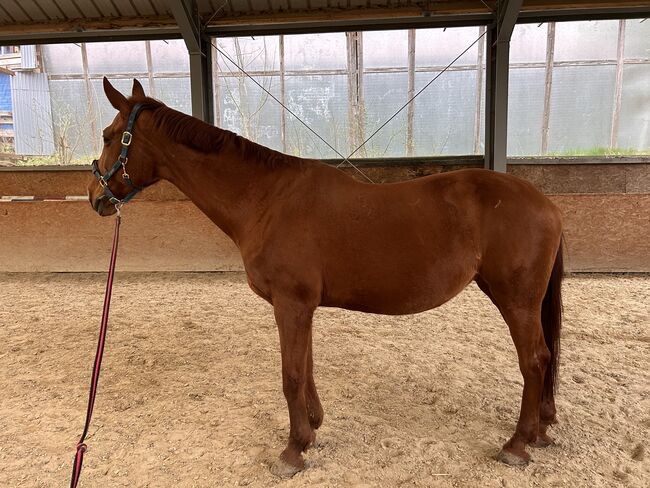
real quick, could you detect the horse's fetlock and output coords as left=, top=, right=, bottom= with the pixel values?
left=290, top=426, right=313, bottom=450
left=308, top=404, right=324, bottom=429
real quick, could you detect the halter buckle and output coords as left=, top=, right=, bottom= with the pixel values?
left=121, top=131, right=132, bottom=146
left=98, top=177, right=107, bottom=188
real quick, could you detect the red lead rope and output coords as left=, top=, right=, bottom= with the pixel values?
left=70, top=214, right=121, bottom=488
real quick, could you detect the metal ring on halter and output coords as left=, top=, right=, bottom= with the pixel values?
left=121, top=161, right=130, bottom=179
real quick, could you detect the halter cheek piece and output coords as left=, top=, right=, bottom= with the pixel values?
left=92, top=102, right=145, bottom=207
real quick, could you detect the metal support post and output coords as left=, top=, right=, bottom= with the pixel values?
left=168, top=0, right=213, bottom=123
left=484, top=0, right=522, bottom=172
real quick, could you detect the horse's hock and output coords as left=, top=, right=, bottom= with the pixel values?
left=0, top=162, right=648, bottom=272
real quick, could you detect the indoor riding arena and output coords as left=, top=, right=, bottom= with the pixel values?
left=1, top=1, right=649, bottom=487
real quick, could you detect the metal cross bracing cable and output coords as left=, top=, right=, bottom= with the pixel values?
left=337, top=29, right=487, bottom=167
left=210, top=41, right=377, bottom=182
left=210, top=29, right=487, bottom=182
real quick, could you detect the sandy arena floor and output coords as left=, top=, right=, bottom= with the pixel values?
left=0, top=272, right=648, bottom=487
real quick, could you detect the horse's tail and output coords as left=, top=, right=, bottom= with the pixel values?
left=542, top=237, right=564, bottom=394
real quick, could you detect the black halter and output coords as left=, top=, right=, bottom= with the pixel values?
left=92, top=103, right=144, bottom=206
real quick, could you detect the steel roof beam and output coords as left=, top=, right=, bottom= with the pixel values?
left=167, top=0, right=200, bottom=54
left=0, top=28, right=182, bottom=46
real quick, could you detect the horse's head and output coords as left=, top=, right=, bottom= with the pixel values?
left=88, top=78, right=161, bottom=216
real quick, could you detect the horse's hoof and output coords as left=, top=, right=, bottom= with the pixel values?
left=531, top=433, right=554, bottom=448
left=270, top=455, right=304, bottom=478
left=497, top=448, right=530, bottom=466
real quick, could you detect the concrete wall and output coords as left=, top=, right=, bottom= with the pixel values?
left=0, top=160, right=648, bottom=272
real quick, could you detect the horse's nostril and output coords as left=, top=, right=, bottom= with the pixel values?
left=93, top=195, right=106, bottom=213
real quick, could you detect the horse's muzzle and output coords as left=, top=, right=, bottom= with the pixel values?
left=91, top=194, right=117, bottom=217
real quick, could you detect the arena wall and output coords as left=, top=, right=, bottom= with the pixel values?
left=0, top=160, right=648, bottom=273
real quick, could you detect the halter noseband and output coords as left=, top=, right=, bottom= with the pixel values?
left=92, top=102, right=144, bottom=207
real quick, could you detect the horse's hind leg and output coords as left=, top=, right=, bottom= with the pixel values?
left=271, top=298, right=317, bottom=478
left=496, top=305, right=551, bottom=465
left=537, top=371, right=557, bottom=447
left=306, top=337, right=324, bottom=433
left=476, top=275, right=555, bottom=448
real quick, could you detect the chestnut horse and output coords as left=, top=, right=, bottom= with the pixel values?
left=88, top=78, right=563, bottom=476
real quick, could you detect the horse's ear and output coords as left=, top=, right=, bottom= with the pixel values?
left=103, top=77, right=128, bottom=113
left=132, top=78, right=146, bottom=99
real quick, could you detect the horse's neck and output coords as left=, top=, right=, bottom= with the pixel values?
left=158, top=139, right=283, bottom=244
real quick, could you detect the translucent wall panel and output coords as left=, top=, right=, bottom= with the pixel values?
left=510, top=24, right=547, bottom=64
left=416, top=27, right=480, bottom=66
left=219, top=76, right=282, bottom=152
left=618, top=64, right=650, bottom=151
left=217, top=37, right=280, bottom=72
left=412, top=70, right=476, bottom=156
left=26, top=23, right=650, bottom=165
left=86, top=41, right=147, bottom=73
left=554, top=20, right=618, bottom=61
left=284, top=33, right=347, bottom=71
left=150, top=39, right=189, bottom=73
left=363, top=30, right=408, bottom=68
left=156, top=77, right=191, bottom=115
left=548, top=65, right=616, bottom=154
left=41, top=44, right=83, bottom=74
left=48, top=80, right=94, bottom=160
left=91, top=78, right=152, bottom=136
left=624, top=20, right=650, bottom=59
left=363, top=73, right=408, bottom=157
left=478, top=68, right=486, bottom=154
left=284, top=75, right=348, bottom=158
left=507, top=68, right=545, bottom=156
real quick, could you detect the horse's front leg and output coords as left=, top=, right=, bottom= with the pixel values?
left=271, top=298, right=317, bottom=477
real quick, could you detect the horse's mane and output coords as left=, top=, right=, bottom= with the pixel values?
left=133, top=97, right=296, bottom=168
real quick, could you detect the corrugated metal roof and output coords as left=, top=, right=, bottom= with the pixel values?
left=0, top=1, right=647, bottom=45
left=0, top=0, right=427, bottom=23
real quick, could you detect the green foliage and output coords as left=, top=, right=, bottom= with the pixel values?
left=547, top=147, right=650, bottom=157
left=15, top=155, right=88, bottom=166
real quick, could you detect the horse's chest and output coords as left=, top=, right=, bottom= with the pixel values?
left=246, top=275, right=272, bottom=303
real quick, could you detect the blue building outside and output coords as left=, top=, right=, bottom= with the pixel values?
left=0, top=72, right=12, bottom=133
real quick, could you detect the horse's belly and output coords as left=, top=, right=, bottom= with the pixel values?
left=321, top=257, right=476, bottom=315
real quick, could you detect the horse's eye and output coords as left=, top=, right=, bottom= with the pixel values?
left=103, top=136, right=110, bottom=145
